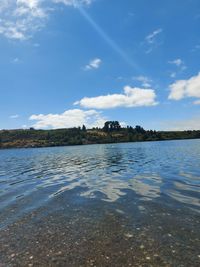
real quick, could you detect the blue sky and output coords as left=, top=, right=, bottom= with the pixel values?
left=0, top=0, right=200, bottom=130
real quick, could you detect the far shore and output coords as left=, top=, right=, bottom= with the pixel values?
left=0, top=124, right=200, bottom=150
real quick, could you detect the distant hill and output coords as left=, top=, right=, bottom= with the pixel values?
left=0, top=121, right=200, bottom=149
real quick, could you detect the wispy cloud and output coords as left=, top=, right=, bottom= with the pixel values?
left=168, top=58, right=186, bottom=78
left=168, top=58, right=183, bottom=67
left=0, top=0, right=94, bottom=40
left=170, top=72, right=176, bottom=78
left=168, top=72, right=200, bottom=103
left=191, top=43, right=200, bottom=52
left=168, top=58, right=187, bottom=79
left=132, top=76, right=152, bottom=88
left=11, top=57, right=20, bottom=63
left=146, top=28, right=163, bottom=44
left=29, top=109, right=106, bottom=129
left=9, top=114, right=19, bottom=119
left=144, top=28, right=163, bottom=53
left=84, top=58, right=102, bottom=70
left=53, top=0, right=93, bottom=7
left=75, top=86, right=158, bottom=109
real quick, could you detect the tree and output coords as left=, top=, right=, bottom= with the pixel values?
left=103, top=121, right=121, bottom=132
left=127, top=126, right=133, bottom=133
left=113, top=121, right=121, bottom=130
left=82, top=125, right=86, bottom=132
left=135, top=125, right=145, bottom=134
left=103, top=121, right=110, bottom=132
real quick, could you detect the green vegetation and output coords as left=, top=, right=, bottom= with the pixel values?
left=0, top=121, right=200, bottom=149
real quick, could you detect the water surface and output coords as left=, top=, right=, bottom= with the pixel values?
left=0, top=140, right=200, bottom=266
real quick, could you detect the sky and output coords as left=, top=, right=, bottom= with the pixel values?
left=0, top=0, right=200, bottom=130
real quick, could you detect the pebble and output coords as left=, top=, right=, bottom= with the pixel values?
left=125, top=233, right=133, bottom=238
left=146, top=256, right=151, bottom=260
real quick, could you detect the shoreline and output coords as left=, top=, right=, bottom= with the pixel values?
left=0, top=136, right=200, bottom=150
left=1, top=126, right=200, bottom=150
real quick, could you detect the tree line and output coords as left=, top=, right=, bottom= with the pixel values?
left=0, top=121, right=200, bottom=149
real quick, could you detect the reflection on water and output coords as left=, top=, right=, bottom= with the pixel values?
left=79, top=173, right=162, bottom=202
left=130, top=174, right=162, bottom=201
left=0, top=140, right=200, bottom=266
left=0, top=140, right=200, bottom=214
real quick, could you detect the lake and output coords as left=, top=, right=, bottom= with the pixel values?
left=0, top=139, right=200, bottom=266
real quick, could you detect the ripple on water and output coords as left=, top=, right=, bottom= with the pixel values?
left=0, top=140, right=200, bottom=222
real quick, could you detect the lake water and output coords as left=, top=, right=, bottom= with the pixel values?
left=0, top=139, right=200, bottom=266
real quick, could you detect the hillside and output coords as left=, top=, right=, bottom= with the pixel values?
left=0, top=122, right=200, bottom=149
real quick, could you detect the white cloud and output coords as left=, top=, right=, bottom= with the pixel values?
left=145, top=28, right=162, bottom=44
left=132, top=76, right=152, bottom=88
left=0, top=0, right=47, bottom=40
left=75, top=86, right=158, bottom=109
left=9, top=114, right=19, bottom=119
left=29, top=109, right=106, bottom=129
left=0, top=0, right=94, bottom=40
left=169, top=72, right=200, bottom=103
left=84, top=58, right=102, bottom=70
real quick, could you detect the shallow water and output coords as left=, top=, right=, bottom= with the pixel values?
left=0, top=140, right=200, bottom=266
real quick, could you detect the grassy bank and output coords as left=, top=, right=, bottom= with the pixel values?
left=0, top=125, right=200, bottom=149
